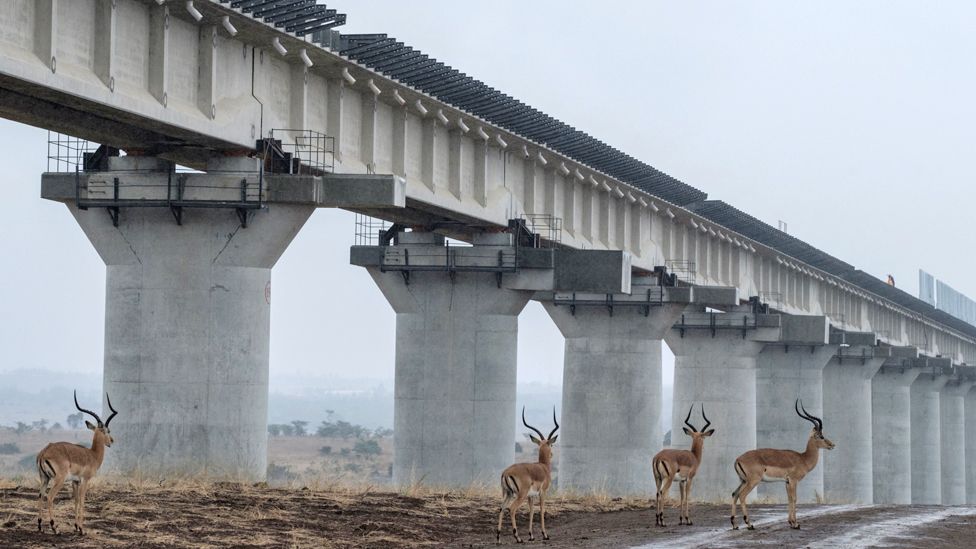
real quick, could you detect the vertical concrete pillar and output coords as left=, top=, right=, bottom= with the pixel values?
left=755, top=344, right=835, bottom=503
left=666, top=327, right=771, bottom=502
left=68, top=199, right=312, bottom=480
left=542, top=284, right=685, bottom=496
left=365, top=233, right=531, bottom=488
left=872, top=367, right=921, bottom=503
left=940, top=381, right=971, bottom=505
left=966, top=387, right=976, bottom=504
left=910, top=373, right=949, bottom=504
left=821, top=350, right=884, bottom=503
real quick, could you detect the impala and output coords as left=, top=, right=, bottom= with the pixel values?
left=36, top=391, right=119, bottom=535
left=652, top=404, right=714, bottom=526
left=496, top=407, right=559, bottom=544
left=730, top=399, right=834, bottom=530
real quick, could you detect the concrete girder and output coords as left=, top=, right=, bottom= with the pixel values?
left=822, top=341, right=888, bottom=504
left=539, top=281, right=736, bottom=496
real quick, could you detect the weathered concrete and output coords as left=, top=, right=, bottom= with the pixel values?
left=940, top=381, right=972, bottom=505
left=61, top=195, right=311, bottom=479
left=665, top=312, right=781, bottom=502
left=872, top=365, right=922, bottom=504
left=755, top=343, right=835, bottom=503
left=966, top=386, right=976, bottom=504
left=821, top=340, right=886, bottom=504
left=910, top=373, right=949, bottom=504
left=541, top=280, right=688, bottom=496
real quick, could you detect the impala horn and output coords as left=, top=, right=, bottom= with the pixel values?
left=701, top=404, right=711, bottom=432
left=74, top=390, right=103, bottom=427
left=795, top=399, right=823, bottom=431
left=104, top=393, right=119, bottom=428
left=547, top=407, right=560, bottom=440
left=684, top=404, right=699, bottom=432
left=522, top=406, right=546, bottom=441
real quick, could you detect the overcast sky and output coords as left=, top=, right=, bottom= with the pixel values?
left=1, top=1, right=974, bottom=396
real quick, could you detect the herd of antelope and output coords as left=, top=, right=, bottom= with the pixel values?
left=31, top=391, right=832, bottom=542
left=497, top=399, right=833, bottom=543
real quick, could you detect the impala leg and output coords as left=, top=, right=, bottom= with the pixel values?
left=37, top=474, right=51, bottom=532
left=45, top=475, right=66, bottom=534
left=677, top=480, right=687, bottom=525
left=75, top=480, right=89, bottom=536
left=539, top=490, right=549, bottom=541
left=787, top=479, right=799, bottom=529
left=498, top=488, right=515, bottom=543
left=527, top=495, right=536, bottom=541
left=657, top=476, right=673, bottom=527
left=653, top=468, right=664, bottom=527
left=683, top=478, right=694, bottom=525
left=71, top=481, right=81, bottom=534
left=510, top=492, right=528, bottom=543
left=736, top=479, right=759, bottom=530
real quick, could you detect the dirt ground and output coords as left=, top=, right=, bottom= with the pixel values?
left=2, top=482, right=976, bottom=549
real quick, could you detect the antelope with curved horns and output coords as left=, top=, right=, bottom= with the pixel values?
left=730, top=399, right=834, bottom=530
left=652, top=403, right=714, bottom=526
left=496, top=406, right=559, bottom=544
left=36, top=390, right=119, bottom=535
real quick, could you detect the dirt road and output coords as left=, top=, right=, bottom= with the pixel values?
left=2, top=483, right=975, bottom=548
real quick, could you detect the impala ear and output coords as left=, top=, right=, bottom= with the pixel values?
left=528, top=434, right=541, bottom=445
left=85, top=421, right=96, bottom=431
left=548, top=435, right=558, bottom=445
left=682, top=427, right=692, bottom=436
left=703, top=429, right=715, bottom=437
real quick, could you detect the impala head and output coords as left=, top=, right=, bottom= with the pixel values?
left=795, top=399, right=833, bottom=450
left=522, top=406, right=559, bottom=459
left=75, top=390, right=119, bottom=447
left=681, top=403, right=715, bottom=441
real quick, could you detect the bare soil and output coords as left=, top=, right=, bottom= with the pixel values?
left=2, top=482, right=976, bottom=548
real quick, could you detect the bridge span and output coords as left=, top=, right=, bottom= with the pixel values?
left=4, top=0, right=976, bottom=503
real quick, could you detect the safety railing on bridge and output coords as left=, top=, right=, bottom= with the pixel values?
left=672, top=311, right=761, bottom=339
left=261, top=129, right=335, bottom=176
left=551, top=287, right=667, bottom=317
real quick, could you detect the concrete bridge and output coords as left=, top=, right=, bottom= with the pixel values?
left=4, top=0, right=976, bottom=504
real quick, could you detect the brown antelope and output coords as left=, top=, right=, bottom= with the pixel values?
left=36, top=391, right=118, bottom=535
left=496, top=407, right=559, bottom=544
left=730, top=399, right=834, bottom=530
left=652, top=404, right=714, bottom=527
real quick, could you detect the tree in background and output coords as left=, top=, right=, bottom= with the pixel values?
left=66, top=412, right=84, bottom=430
left=291, top=420, right=309, bottom=437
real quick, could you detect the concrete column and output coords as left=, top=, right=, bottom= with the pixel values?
left=941, top=381, right=971, bottom=505
left=666, top=326, right=772, bottom=502
left=821, top=349, right=884, bottom=503
left=365, top=233, right=532, bottom=488
left=910, top=373, right=949, bottom=504
left=872, top=366, right=921, bottom=503
left=755, top=344, right=835, bottom=503
left=542, top=285, right=685, bottom=496
left=68, top=198, right=312, bottom=480
left=966, top=387, right=976, bottom=504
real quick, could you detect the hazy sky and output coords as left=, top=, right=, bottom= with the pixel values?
left=1, top=1, right=974, bottom=396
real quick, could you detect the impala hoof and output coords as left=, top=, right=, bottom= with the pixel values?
left=37, top=518, right=42, bottom=532
left=49, top=520, right=58, bottom=534
left=747, top=525, right=755, bottom=531
left=543, top=534, right=550, bottom=541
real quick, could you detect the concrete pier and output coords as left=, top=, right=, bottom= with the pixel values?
left=755, top=336, right=833, bottom=503
left=872, top=363, right=921, bottom=504
left=58, top=162, right=312, bottom=478
left=940, top=380, right=972, bottom=505
left=910, top=370, right=949, bottom=504
left=821, top=336, right=886, bottom=504
left=966, top=385, right=976, bottom=504
left=541, top=280, right=691, bottom=496
left=666, top=311, right=782, bottom=502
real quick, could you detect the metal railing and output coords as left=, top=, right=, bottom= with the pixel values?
left=665, top=260, right=696, bottom=285
left=519, top=214, right=562, bottom=247
left=263, top=129, right=335, bottom=176
left=673, top=312, right=759, bottom=339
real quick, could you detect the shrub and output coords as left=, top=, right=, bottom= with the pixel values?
left=319, top=446, right=332, bottom=455
left=267, top=462, right=296, bottom=483
left=353, top=439, right=381, bottom=456
left=0, top=443, right=20, bottom=455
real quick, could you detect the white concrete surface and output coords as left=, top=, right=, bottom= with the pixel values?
left=666, top=327, right=776, bottom=502
left=543, top=291, right=685, bottom=496
left=872, top=367, right=921, bottom=504
left=755, top=344, right=835, bottom=503
left=910, top=374, right=949, bottom=504
left=966, top=387, right=976, bottom=504
left=821, top=351, right=884, bottom=503
left=941, top=382, right=972, bottom=505
left=68, top=201, right=312, bottom=480
left=366, top=234, right=532, bottom=488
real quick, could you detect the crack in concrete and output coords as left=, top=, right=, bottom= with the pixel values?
left=116, top=224, right=142, bottom=265
left=212, top=224, right=243, bottom=264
